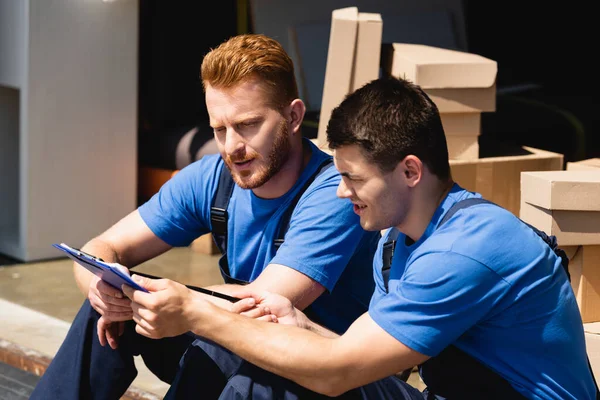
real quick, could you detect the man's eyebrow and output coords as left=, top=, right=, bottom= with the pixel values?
left=234, top=115, right=262, bottom=124
left=340, top=172, right=358, bottom=179
left=209, top=115, right=263, bottom=128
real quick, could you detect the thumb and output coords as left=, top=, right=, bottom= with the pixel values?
left=131, top=274, right=168, bottom=292
left=230, top=287, right=266, bottom=302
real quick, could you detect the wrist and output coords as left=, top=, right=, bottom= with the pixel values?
left=186, top=293, right=227, bottom=338
left=296, top=309, right=310, bottom=330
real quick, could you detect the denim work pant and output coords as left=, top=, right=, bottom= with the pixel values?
left=165, top=338, right=427, bottom=400
left=29, top=300, right=203, bottom=399
left=30, top=299, right=427, bottom=399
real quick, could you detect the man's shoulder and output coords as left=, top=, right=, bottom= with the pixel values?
left=426, top=194, right=549, bottom=275
left=161, top=154, right=225, bottom=204
left=175, top=154, right=224, bottom=183
left=185, top=153, right=224, bottom=171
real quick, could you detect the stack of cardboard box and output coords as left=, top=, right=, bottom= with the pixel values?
left=384, top=43, right=497, bottom=160
left=520, top=170, right=600, bottom=323
left=316, top=7, right=383, bottom=148
left=380, top=43, right=564, bottom=216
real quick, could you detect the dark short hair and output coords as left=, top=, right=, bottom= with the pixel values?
left=327, top=76, right=450, bottom=180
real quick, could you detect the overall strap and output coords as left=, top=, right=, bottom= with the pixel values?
left=380, top=195, right=599, bottom=397
left=382, top=197, right=564, bottom=291
left=273, top=158, right=335, bottom=249
left=437, top=197, right=571, bottom=281
left=438, top=197, right=492, bottom=227
left=381, top=228, right=400, bottom=291
left=210, top=164, right=235, bottom=255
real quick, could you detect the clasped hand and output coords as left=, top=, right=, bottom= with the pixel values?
left=87, top=265, right=133, bottom=349
left=117, top=275, right=306, bottom=340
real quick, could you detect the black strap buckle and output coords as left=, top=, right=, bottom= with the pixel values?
left=211, top=207, right=228, bottom=234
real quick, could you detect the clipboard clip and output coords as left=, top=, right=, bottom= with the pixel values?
left=60, top=243, right=105, bottom=262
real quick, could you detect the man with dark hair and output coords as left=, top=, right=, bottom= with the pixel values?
left=30, top=34, right=379, bottom=399
left=123, top=76, right=596, bottom=399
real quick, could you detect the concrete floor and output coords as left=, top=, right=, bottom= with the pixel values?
left=0, top=246, right=426, bottom=397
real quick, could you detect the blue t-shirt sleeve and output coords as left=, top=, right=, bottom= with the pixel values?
left=138, top=157, right=220, bottom=247
left=270, top=173, right=368, bottom=292
left=369, top=251, right=509, bottom=356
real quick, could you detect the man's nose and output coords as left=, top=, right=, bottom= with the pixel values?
left=224, top=128, right=245, bottom=155
left=336, top=179, right=352, bottom=199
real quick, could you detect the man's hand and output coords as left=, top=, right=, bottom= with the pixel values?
left=87, top=265, right=133, bottom=323
left=122, top=275, right=196, bottom=339
left=232, top=290, right=306, bottom=328
left=97, top=316, right=125, bottom=349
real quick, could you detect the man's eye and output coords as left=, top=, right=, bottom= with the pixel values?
left=213, top=127, right=225, bottom=134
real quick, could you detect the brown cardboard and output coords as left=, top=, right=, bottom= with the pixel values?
left=387, top=43, right=497, bottom=89
left=450, top=146, right=564, bottom=216
left=447, top=135, right=479, bottom=160
left=521, top=171, right=600, bottom=211
left=584, top=323, right=600, bottom=380
left=585, top=332, right=600, bottom=381
left=519, top=202, right=600, bottom=246
left=425, top=86, right=496, bottom=113
left=440, top=113, right=481, bottom=136
left=310, top=138, right=332, bottom=155
left=317, top=7, right=359, bottom=147
left=351, top=13, right=382, bottom=92
left=567, top=158, right=600, bottom=171
left=564, top=247, right=600, bottom=323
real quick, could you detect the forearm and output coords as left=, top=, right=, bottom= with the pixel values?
left=302, top=317, right=339, bottom=339
left=73, top=239, right=120, bottom=296
left=201, top=283, right=246, bottom=309
left=190, top=301, right=349, bottom=395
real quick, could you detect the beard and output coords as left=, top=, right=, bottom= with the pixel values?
left=225, top=121, right=290, bottom=189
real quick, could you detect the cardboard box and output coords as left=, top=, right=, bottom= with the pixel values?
left=383, top=43, right=496, bottom=113
left=317, top=7, right=359, bottom=147
left=520, top=171, right=600, bottom=246
left=519, top=203, right=600, bottom=246
left=447, top=135, right=479, bottom=160
left=450, top=146, right=563, bottom=216
left=564, top=247, right=600, bottom=323
left=386, top=43, right=497, bottom=89
left=584, top=323, right=600, bottom=378
left=521, top=171, right=600, bottom=211
left=567, top=158, right=600, bottom=171
left=440, top=113, right=481, bottom=136
left=424, top=86, right=496, bottom=113
left=351, top=13, right=382, bottom=92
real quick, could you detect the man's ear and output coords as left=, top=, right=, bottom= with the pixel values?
left=287, top=99, right=306, bottom=136
left=401, top=155, right=423, bottom=188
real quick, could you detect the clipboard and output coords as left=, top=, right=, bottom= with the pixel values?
left=52, top=243, right=240, bottom=302
left=53, top=243, right=149, bottom=292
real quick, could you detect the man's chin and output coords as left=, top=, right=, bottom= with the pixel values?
left=231, top=173, right=265, bottom=190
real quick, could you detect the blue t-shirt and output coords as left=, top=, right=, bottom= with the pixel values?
left=369, top=184, right=596, bottom=400
left=139, top=139, right=378, bottom=333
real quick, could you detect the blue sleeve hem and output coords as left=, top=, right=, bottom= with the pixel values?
left=369, top=308, right=439, bottom=357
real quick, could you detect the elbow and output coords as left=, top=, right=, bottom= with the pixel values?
left=308, top=373, right=354, bottom=397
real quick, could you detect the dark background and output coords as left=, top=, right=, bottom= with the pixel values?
left=137, top=1, right=599, bottom=170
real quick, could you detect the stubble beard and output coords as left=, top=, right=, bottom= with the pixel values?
left=227, top=121, right=290, bottom=190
